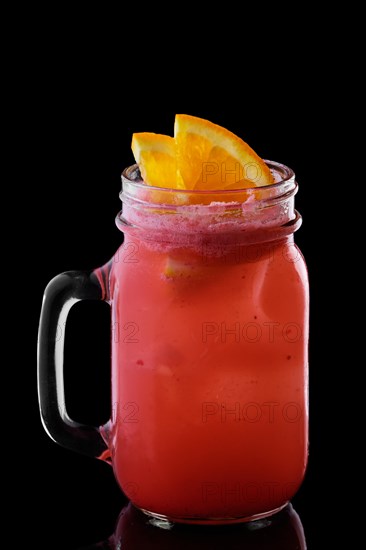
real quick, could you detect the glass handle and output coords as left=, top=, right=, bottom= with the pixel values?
left=37, top=270, right=109, bottom=459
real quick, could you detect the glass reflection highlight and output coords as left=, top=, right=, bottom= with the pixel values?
left=80, top=502, right=306, bottom=549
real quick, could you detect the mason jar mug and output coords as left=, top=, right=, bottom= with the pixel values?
left=38, top=161, right=309, bottom=524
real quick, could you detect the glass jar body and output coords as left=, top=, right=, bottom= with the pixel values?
left=109, top=229, right=309, bottom=523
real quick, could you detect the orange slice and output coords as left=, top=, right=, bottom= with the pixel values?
left=174, top=115, right=273, bottom=190
left=164, top=257, right=196, bottom=278
left=131, top=115, right=274, bottom=195
left=131, top=133, right=183, bottom=189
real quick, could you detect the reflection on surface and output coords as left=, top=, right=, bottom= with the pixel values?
left=80, top=502, right=306, bottom=549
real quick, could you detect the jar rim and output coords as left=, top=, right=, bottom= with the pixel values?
left=121, top=160, right=295, bottom=200
left=117, top=160, right=301, bottom=246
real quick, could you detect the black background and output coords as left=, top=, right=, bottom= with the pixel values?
left=19, top=15, right=348, bottom=549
